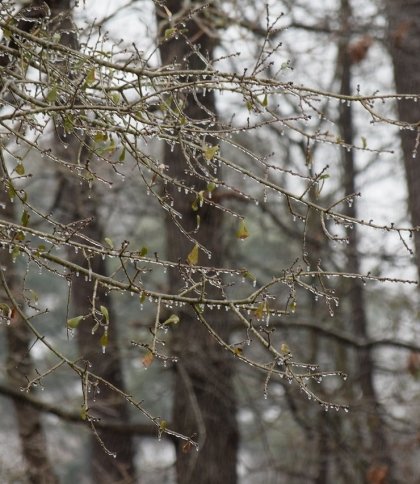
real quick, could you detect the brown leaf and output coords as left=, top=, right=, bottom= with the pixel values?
left=407, top=351, right=420, bottom=377
left=182, top=441, right=193, bottom=453
left=391, top=20, right=413, bottom=48
left=142, top=351, right=154, bottom=368
left=366, top=464, right=388, bottom=484
left=348, top=36, right=373, bottom=64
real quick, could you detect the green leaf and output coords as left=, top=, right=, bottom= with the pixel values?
left=46, top=85, right=58, bottom=103
left=100, top=332, right=109, bottom=349
left=192, top=191, right=205, bottom=212
left=85, top=68, right=96, bottom=86
left=67, top=316, right=84, bottom=329
left=191, top=198, right=199, bottom=212
left=94, top=131, right=108, bottom=142
left=236, top=219, right=249, bottom=240
left=139, top=292, right=147, bottom=303
left=80, top=404, right=88, bottom=421
left=246, top=100, right=253, bottom=111
left=0, top=303, right=11, bottom=317
left=280, top=343, right=290, bottom=354
left=100, top=305, right=109, bottom=324
left=3, top=27, right=11, bottom=40
left=203, top=144, right=219, bottom=161
left=361, top=136, right=367, bottom=149
left=7, top=182, right=16, bottom=201
left=261, top=93, right=268, bottom=107
left=254, top=301, right=267, bottom=319
left=163, top=314, right=180, bottom=325
left=111, top=93, right=121, bottom=104
left=118, top=147, right=126, bottom=162
left=11, top=246, right=20, bottom=260
left=187, top=243, right=199, bottom=265
left=16, top=163, right=25, bottom=175
left=104, top=237, right=114, bottom=249
left=207, top=182, right=217, bottom=193
left=139, top=246, right=148, bottom=257
left=37, top=244, right=46, bottom=253
left=164, top=28, right=176, bottom=39
left=63, top=114, right=74, bottom=134
left=21, top=210, right=30, bottom=227
left=243, top=270, right=256, bottom=282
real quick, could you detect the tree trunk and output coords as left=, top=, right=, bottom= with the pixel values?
left=156, top=2, right=239, bottom=483
left=386, top=0, right=420, bottom=274
left=337, top=1, right=393, bottom=481
left=0, top=166, right=58, bottom=483
left=43, top=2, right=136, bottom=482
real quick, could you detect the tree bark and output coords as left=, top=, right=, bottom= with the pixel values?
left=0, top=166, right=58, bottom=483
left=156, top=2, right=239, bottom=483
left=42, top=2, right=136, bottom=481
left=337, top=1, right=394, bottom=481
left=0, top=7, right=58, bottom=480
left=386, top=0, right=420, bottom=274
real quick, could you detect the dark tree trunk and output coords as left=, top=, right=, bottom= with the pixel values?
left=156, top=2, right=239, bottom=483
left=42, top=2, right=136, bottom=482
left=337, top=1, right=393, bottom=481
left=386, top=0, right=420, bottom=274
left=0, top=166, right=58, bottom=484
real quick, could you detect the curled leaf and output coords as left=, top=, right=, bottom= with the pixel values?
left=139, top=246, right=148, bottom=257
left=100, top=332, right=109, bottom=351
left=16, top=163, right=25, bottom=176
left=203, top=144, right=219, bottom=161
left=236, top=219, right=249, bottom=240
left=187, top=243, right=199, bottom=265
left=100, top=305, right=109, bottom=324
left=21, top=210, right=30, bottom=227
left=261, top=93, right=268, bottom=107
left=254, top=301, right=267, bottom=319
left=163, top=314, right=180, bottom=325
left=143, top=350, right=154, bottom=368
left=67, top=316, right=84, bottom=329
left=207, top=182, right=217, bottom=193
left=104, top=237, right=114, bottom=249
left=242, top=270, right=256, bottom=283
left=280, top=343, right=290, bottom=354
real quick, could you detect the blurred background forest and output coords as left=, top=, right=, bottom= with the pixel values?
left=0, top=0, right=419, bottom=483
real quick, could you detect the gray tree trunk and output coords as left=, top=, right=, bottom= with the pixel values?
left=156, top=2, right=239, bottom=483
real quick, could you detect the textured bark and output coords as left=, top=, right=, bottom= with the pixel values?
left=42, top=2, right=136, bottom=482
left=386, top=1, right=420, bottom=274
left=156, top=2, right=239, bottom=483
left=0, top=9, right=58, bottom=481
left=0, top=172, right=58, bottom=483
left=337, top=1, right=394, bottom=481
